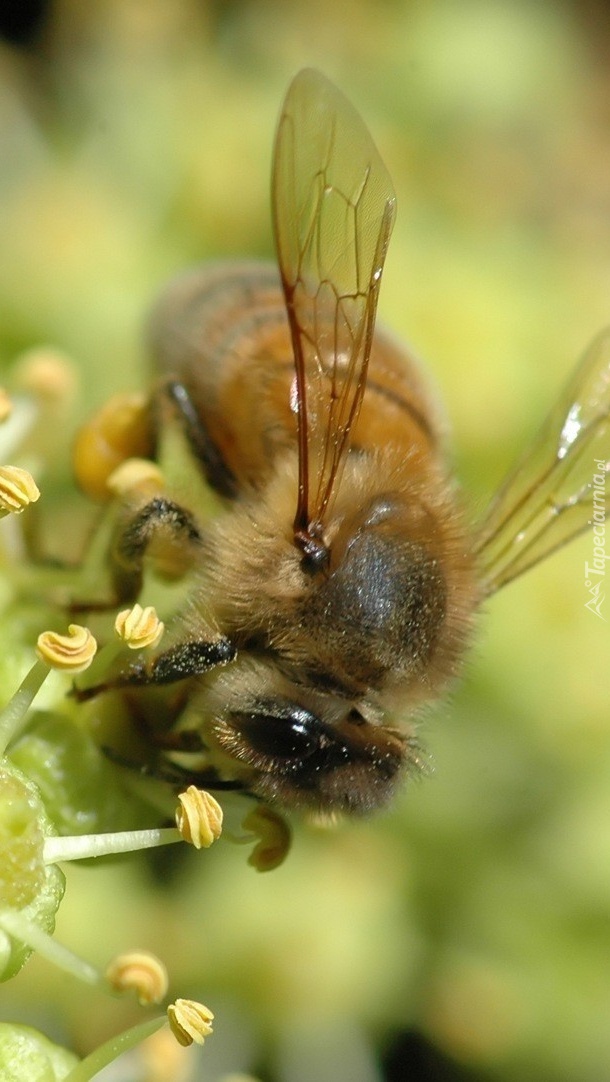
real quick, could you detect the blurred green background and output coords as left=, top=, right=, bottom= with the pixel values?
left=0, top=1, right=609, bottom=1080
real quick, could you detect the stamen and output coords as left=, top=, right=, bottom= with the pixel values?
left=167, top=999, right=214, bottom=1047
left=14, top=346, right=78, bottom=404
left=107, top=457, right=164, bottom=498
left=105, top=950, right=168, bottom=1005
left=43, top=826, right=181, bottom=864
left=36, top=625, right=97, bottom=673
left=0, top=660, right=50, bottom=755
left=175, top=787, right=223, bottom=849
left=0, top=465, right=40, bottom=516
left=137, top=1027, right=193, bottom=1078
left=0, top=908, right=100, bottom=986
left=242, top=806, right=292, bottom=872
left=62, top=1016, right=166, bottom=1082
left=114, top=604, right=165, bottom=649
left=73, top=391, right=151, bottom=503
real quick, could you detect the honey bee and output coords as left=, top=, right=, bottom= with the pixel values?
left=77, top=68, right=610, bottom=815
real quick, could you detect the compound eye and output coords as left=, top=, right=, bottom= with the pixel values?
left=231, top=703, right=324, bottom=762
left=213, top=695, right=408, bottom=812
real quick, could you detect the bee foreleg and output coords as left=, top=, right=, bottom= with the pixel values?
left=72, top=636, right=236, bottom=701
left=111, top=496, right=202, bottom=601
left=144, top=638, right=236, bottom=683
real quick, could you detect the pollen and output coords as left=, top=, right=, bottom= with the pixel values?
left=105, top=950, right=168, bottom=1005
left=0, top=465, right=40, bottom=514
left=242, top=805, right=292, bottom=871
left=175, top=786, right=223, bottom=849
left=114, top=604, right=165, bottom=649
left=167, top=998, right=214, bottom=1046
left=36, top=624, right=97, bottom=673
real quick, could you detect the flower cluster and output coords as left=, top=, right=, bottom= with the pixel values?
left=0, top=373, right=289, bottom=1079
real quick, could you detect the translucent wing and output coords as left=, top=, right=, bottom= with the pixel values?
left=272, top=68, right=396, bottom=552
left=476, top=328, right=610, bottom=595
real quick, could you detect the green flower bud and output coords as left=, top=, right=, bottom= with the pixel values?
left=0, top=1023, right=78, bottom=1081
left=8, top=712, right=152, bottom=837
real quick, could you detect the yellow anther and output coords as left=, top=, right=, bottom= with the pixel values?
left=14, top=347, right=78, bottom=403
left=107, top=457, right=165, bottom=499
left=167, top=998, right=214, bottom=1047
left=105, top=950, right=168, bottom=1005
left=73, top=391, right=152, bottom=502
left=114, top=604, right=165, bottom=650
left=139, top=1027, right=192, bottom=1078
left=36, top=625, right=97, bottom=673
left=175, top=787, right=223, bottom=849
left=0, top=466, right=40, bottom=514
left=242, top=805, right=291, bottom=872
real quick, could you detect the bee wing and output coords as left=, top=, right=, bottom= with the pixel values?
left=476, top=328, right=610, bottom=596
left=272, top=68, right=396, bottom=538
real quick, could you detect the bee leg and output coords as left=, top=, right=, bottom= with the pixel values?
left=72, top=637, right=236, bottom=701
left=133, top=638, right=236, bottom=684
left=107, top=377, right=236, bottom=602
left=163, top=380, right=238, bottom=498
left=111, top=495, right=202, bottom=602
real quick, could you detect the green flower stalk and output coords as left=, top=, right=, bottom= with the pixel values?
left=62, top=1017, right=167, bottom=1082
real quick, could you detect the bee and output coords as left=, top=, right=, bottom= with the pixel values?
left=76, top=68, right=610, bottom=815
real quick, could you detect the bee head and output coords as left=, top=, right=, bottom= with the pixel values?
left=205, top=664, right=415, bottom=814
